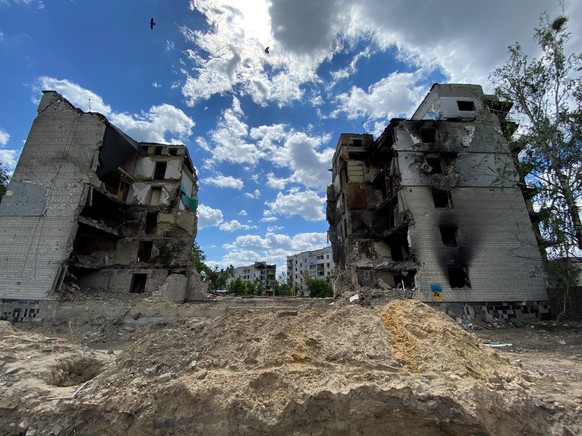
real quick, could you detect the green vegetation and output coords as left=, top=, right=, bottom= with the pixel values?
left=275, top=272, right=291, bottom=296
left=226, top=277, right=264, bottom=296
left=490, top=9, right=581, bottom=319
left=491, top=11, right=581, bottom=258
left=190, top=242, right=233, bottom=291
left=305, top=275, right=333, bottom=298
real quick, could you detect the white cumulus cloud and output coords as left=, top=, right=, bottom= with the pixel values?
left=35, top=77, right=195, bottom=144
left=219, top=219, right=256, bottom=232
left=201, top=174, right=244, bottom=190
left=197, top=204, right=224, bottom=229
left=266, top=189, right=326, bottom=221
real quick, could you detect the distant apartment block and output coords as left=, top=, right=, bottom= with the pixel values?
left=287, top=247, right=335, bottom=294
left=0, top=91, right=201, bottom=321
left=230, top=261, right=277, bottom=296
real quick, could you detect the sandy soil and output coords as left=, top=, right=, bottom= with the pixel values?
left=1, top=300, right=580, bottom=435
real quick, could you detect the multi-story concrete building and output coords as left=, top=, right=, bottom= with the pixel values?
left=286, top=247, right=335, bottom=294
left=0, top=91, right=201, bottom=321
left=230, top=261, right=277, bottom=296
left=327, top=84, right=549, bottom=320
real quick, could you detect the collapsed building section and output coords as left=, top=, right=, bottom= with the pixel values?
left=327, top=84, right=549, bottom=320
left=0, top=91, right=202, bottom=321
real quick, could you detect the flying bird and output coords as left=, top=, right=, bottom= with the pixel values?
left=150, top=18, right=156, bottom=30
left=264, top=46, right=270, bottom=54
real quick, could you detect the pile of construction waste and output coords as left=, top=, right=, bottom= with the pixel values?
left=0, top=300, right=578, bottom=435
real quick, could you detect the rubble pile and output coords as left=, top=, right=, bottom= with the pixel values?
left=0, top=300, right=577, bottom=435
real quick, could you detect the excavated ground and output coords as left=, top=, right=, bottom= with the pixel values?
left=1, top=299, right=580, bottom=435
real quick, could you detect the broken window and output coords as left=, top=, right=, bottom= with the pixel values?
left=439, top=225, right=459, bottom=247
left=352, top=138, right=362, bottom=147
left=448, top=265, right=470, bottom=288
left=457, top=100, right=476, bottom=111
left=420, top=127, right=437, bottom=143
left=137, top=241, right=153, bottom=262
left=154, top=146, right=163, bottom=155
left=153, top=162, right=167, bottom=180
left=425, top=157, right=443, bottom=174
left=130, top=273, right=147, bottom=293
left=432, top=189, right=452, bottom=208
left=145, top=212, right=158, bottom=235
left=388, top=231, right=410, bottom=262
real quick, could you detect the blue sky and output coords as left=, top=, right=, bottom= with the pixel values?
left=1, top=0, right=581, bottom=273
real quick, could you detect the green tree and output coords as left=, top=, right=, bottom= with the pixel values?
left=275, top=272, right=291, bottom=296
left=0, top=161, right=9, bottom=202
left=254, top=278, right=265, bottom=296
left=490, top=11, right=582, bottom=259
left=191, top=241, right=208, bottom=275
left=244, top=280, right=257, bottom=296
left=191, top=242, right=233, bottom=291
left=306, top=276, right=333, bottom=298
left=227, top=277, right=246, bottom=296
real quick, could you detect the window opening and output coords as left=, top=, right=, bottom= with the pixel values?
left=154, top=146, right=163, bottom=155
left=117, top=181, right=130, bottom=202
left=145, top=212, right=158, bottom=235
left=448, top=266, right=470, bottom=288
left=439, top=226, right=459, bottom=247
left=130, top=273, right=147, bottom=293
left=457, top=100, right=476, bottom=111
left=137, top=241, right=153, bottom=262
left=150, top=187, right=161, bottom=206
left=352, top=138, right=362, bottom=147
left=432, top=189, right=452, bottom=208
left=425, top=157, right=443, bottom=174
left=420, top=128, right=436, bottom=143
left=153, top=161, right=167, bottom=180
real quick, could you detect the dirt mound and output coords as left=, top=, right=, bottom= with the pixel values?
left=382, top=300, right=517, bottom=380
left=0, top=302, right=565, bottom=435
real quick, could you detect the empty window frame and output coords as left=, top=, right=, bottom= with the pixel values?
left=432, top=189, right=452, bottom=208
left=456, top=100, right=476, bottom=111
left=130, top=273, right=147, bottom=293
left=420, top=127, right=437, bottom=143
left=153, top=161, right=167, bottom=180
left=352, top=138, right=362, bottom=147
left=153, top=146, right=163, bottom=155
left=439, top=225, right=459, bottom=247
left=137, top=241, right=153, bottom=262
left=425, top=157, right=444, bottom=174
left=448, top=265, right=470, bottom=288
left=145, top=212, right=158, bottom=235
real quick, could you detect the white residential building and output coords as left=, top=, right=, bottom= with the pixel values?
left=287, top=247, right=335, bottom=294
left=230, top=261, right=277, bottom=296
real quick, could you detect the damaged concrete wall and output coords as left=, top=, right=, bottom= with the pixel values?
left=0, top=92, right=106, bottom=300
left=405, top=187, right=546, bottom=302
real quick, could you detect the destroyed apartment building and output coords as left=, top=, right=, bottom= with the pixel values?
left=230, top=262, right=277, bottom=296
left=327, top=83, right=549, bottom=320
left=0, top=91, right=201, bottom=321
